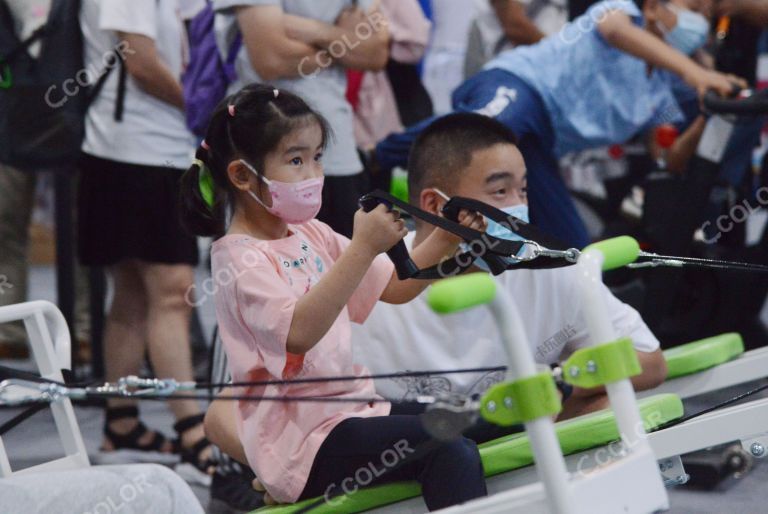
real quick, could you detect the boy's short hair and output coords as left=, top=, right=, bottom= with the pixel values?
left=407, top=112, right=518, bottom=205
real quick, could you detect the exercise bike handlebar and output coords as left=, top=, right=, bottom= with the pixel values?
left=703, top=89, right=768, bottom=115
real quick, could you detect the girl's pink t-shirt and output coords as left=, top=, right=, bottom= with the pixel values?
left=211, top=220, right=394, bottom=503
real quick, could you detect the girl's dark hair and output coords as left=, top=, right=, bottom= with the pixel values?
left=180, top=83, right=332, bottom=237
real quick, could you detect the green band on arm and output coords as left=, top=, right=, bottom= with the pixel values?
left=562, top=337, right=641, bottom=389
left=480, top=372, right=562, bottom=426
left=583, top=236, right=640, bottom=271
left=427, top=273, right=496, bottom=314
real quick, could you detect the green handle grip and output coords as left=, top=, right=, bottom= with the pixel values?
left=427, top=273, right=497, bottom=314
left=583, top=236, right=640, bottom=271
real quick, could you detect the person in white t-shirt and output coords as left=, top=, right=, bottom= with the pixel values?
left=421, top=0, right=484, bottom=115
left=464, top=0, right=568, bottom=76
left=78, top=0, right=212, bottom=484
left=353, top=112, right=667, bottom=420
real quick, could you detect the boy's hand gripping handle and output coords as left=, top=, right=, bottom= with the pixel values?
left=359, top=194, right=419, bottom=280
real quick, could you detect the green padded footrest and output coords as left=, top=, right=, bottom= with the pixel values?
left=253, top=394, right=683, bottom=514
left=479, top=393, right=681, bottom=476
left=663, top=333, right=744, bottom=379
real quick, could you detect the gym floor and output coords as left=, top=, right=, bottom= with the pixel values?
left=2, top=265, right=767, bottom=514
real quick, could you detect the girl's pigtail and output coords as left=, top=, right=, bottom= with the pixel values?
left=179, top=144, right=226, bottom=237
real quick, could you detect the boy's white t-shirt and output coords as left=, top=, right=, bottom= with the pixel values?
left=80, top=0, right=196, bottom=168
left=353, top=233, right=660, bottom=400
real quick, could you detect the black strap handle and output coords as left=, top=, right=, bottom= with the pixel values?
left=358, top=190, right=575, bottom=280
left=360, top=190, right=527, bottom=279
left=442, top=197, right=568, bottom=250
left=358, top=193, right=420, bottom=280
left=442, top=196, right=576, bottom=271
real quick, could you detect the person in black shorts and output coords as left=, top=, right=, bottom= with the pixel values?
left=78, top=0, right=212, bottom=485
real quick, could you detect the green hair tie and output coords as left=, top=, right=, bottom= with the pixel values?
left=0, top=62, right=12, bottom=89
left=195, top=159, right=215, bottom=209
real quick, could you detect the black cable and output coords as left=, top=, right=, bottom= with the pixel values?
left=73, top=392, right=410, bottom=405
left=0, top=365, right=66, bottom=386
left=198, top=366, right=507, bottom=390
left=0, top=365, right=100, bottom=389
left=653, top=381, right=768, bottom=432
left=0, top=403, right=49, bottom=435
left=0, top=365, right=506, bottom=408
left=639, top=254, right=768, bottom=273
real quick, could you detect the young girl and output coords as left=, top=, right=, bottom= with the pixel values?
left=180, top=84, right=487, bottom=509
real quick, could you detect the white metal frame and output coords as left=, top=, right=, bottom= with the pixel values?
left=429, top=395, right=768, bottom=510
left=430, top=247, right=669, bottom=514
left=0, top=301, right=90, bottom=477
left=369, top=256, right=768, bottom=513
left=649, top=395, right=768, bottom=461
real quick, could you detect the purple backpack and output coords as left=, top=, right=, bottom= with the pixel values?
left=183, top=2, right=242, bottom=138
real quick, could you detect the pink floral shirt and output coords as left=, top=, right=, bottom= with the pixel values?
left=211, top=220, right=393, bottom=503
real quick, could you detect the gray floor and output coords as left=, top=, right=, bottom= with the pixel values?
left=1, top=265, right=767, bottom=513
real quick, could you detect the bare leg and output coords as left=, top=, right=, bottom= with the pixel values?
left=102, top=260, right=171, bottom=451
left=204, top=391, right=248, bottom=465
left=138, top=262, right=210, bottom=459
left=0, top=165, right=35, bottom=350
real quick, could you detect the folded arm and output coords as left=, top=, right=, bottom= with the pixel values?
left=118, top=32, right=184, bottom=109
left=283, top=1, right=390, bottom=71
left=236, top=5, right=329, bottom=80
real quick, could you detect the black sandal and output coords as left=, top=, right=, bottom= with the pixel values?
left=97, top=406, right=177, bottom=465
left=174, top=413, right=216, bottom=486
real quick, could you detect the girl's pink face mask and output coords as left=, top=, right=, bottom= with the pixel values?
left=241, top=160, right=324, bottom=225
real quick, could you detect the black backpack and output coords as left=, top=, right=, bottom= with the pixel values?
left=0, top=0, right=125, bottom=170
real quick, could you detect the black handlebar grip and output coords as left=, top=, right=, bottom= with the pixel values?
left=703, top=89, right=768, bottom=115
left=358, top=194, right=419, bottom=280
left=441, top=201, right=461, bottom=223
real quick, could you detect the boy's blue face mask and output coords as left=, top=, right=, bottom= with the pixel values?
left=658, top=4, right=709, bottom=56
left=434, top=189, right=530, bottom=272
left=471, top=204, right=530, bottom=272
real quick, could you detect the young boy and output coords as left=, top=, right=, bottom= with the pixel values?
left=356, top=113, right=667, bottom=421
left=376, top=0, right=744, bottom=248
left=203, top=114, right=667, bottom=498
